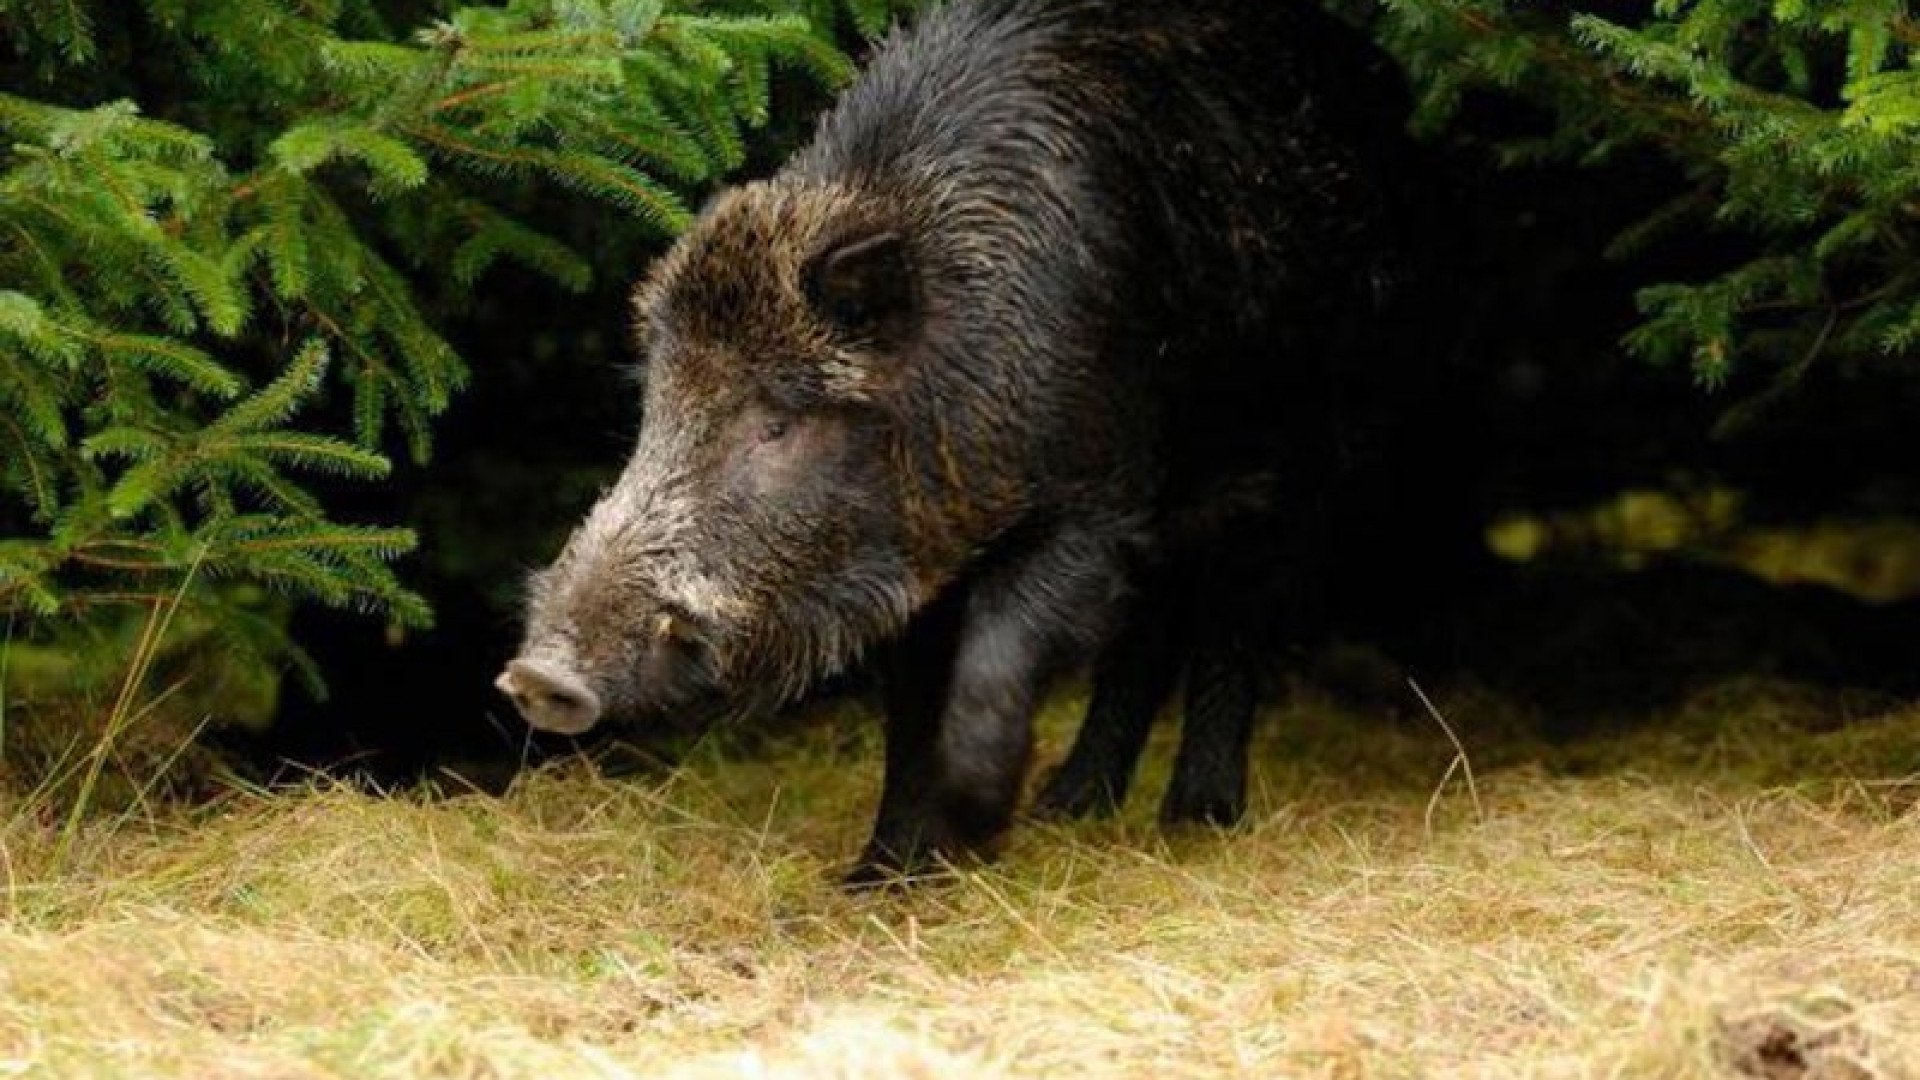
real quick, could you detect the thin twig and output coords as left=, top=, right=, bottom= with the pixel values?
left=1409, top=677, right=1485, bottom=828
left=431, top=78, right=524, bottom=113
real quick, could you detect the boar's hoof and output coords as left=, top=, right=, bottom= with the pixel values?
left=841, top=843, right=965, bottom=891
left=1158, top=783, right=1246, bottom=829
left=840, top=859, right=948, bottom=892
left=1032, top=763, right=1126, bottom=820
left=842, top=816, right=1008, bottom=890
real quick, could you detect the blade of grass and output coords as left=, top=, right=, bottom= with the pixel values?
left=1, top=606, right=14, bottom=763
left=50, top=548, right=206, bottom=872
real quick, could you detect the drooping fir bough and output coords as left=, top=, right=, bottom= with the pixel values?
left=0, top=0, right=910, bottom=709
left=1372, top=0, right=1920, bottom=404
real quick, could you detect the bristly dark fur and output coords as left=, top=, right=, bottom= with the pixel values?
left=505, top=0, right=1421, bottom=879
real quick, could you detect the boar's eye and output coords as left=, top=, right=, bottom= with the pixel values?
left=730, top=406, right=844, bottom=496
left=735, top=405, right=797, bottom=454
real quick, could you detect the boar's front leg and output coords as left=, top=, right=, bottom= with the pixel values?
left=850, top=588, right=965, bottom=885
left=848, top=524, right=1128, bottom=885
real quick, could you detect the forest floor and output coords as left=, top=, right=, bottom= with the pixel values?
left=3, top=677, right=1919, bottom=1079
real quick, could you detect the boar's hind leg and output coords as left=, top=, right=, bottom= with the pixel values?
left=1161, top=624, right=1259, bottom=828
left=1033, top=590, right=1180, bottom=819
left=848, top=526, right=1126, bottom=885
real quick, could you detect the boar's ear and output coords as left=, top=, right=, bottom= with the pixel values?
left=802, top=229, right=919, bottom=345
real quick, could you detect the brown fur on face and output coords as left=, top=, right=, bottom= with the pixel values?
left=636, top=183, right=914, bottom=405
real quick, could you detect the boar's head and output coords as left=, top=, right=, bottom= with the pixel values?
left=497, top=182, right=1027, bottom=735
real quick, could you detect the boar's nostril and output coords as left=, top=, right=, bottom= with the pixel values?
left=498, top=659, right=603, bottom=735
left=540, top=688, right=586, bottom=711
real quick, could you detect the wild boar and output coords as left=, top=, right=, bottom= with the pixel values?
left=498, top=0, right=1418, bottom=880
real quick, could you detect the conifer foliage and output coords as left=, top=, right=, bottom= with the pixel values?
left=0, top=0, right=910, bottom=693
left=1373, top=0, right=1920, bottom=403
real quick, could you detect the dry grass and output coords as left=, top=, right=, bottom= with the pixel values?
left=3, top=680, right=1919, bottom=1079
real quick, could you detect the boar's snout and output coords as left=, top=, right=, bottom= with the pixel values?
left=497, top=603, right=726, bottom=735
left=495, top=658, right=602, bottom=735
